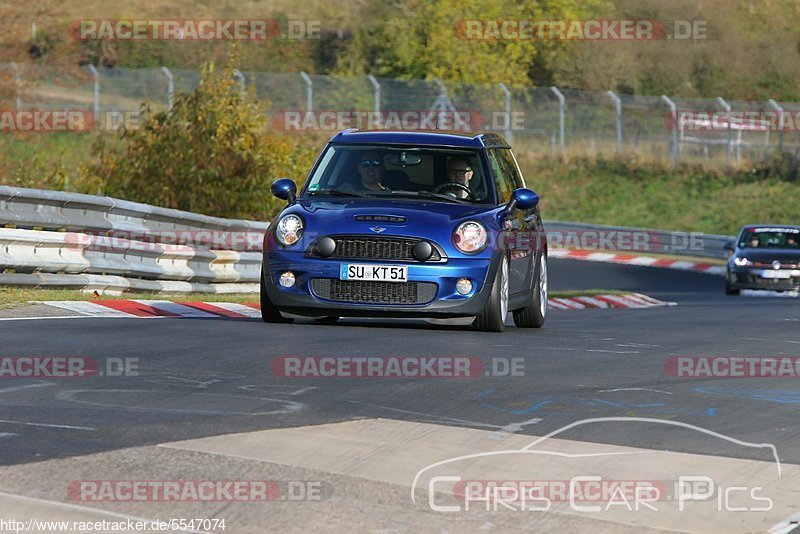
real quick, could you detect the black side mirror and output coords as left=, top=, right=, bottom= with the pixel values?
left=506, top=188, right=539, bottom=212
left=723, top=240, right=735, bottom=252
left=271, top=178, right=297, bottom=204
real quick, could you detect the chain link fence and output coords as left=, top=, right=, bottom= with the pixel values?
left=6, top=64, right=800, bottom=164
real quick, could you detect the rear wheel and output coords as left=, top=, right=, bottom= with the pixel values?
left=474, top=256, right=509, bottom=332
left=260, top=268, right=293, bottom=323
left=513, top=254, right=547, bottom=328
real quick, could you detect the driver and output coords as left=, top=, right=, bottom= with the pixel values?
left=445, top=157, right=474, bottom=199
left=748, top=235, right=760, bottom=248
left=357, top=151, right=388, bottom=192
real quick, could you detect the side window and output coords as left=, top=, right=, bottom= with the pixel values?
left=499, top=149, right=525, bottom=189
left=488, top=149, right=514, bottom=204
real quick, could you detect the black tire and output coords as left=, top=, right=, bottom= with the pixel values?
left=725, top=272, right=740, bottom=296
left=513, top=253, right=547, bottom=328
left=260, top=268, right=293, bottom=323
left=473, top=256, right=509, bottom=333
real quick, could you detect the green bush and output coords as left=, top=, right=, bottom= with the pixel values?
left=83, top=57, right=318, bottom=220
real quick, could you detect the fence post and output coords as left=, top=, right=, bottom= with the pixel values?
left=367, top=75, right=381, bottom=113
left=160, top=67, right=174, bottom=111
left=498, top=83, right=512, bottom=142
left=607, top=90, right=622, bottom=155
left=87, top=64, right=100, bottom=123
left=550, top=86, right=565, bottom=155
left=233, top=69, right=245, bottom=94
left=768, top=99, right=784, bottom=153
left=299, top=71, right=313, bottom=113
left=661, top=95, right=678, bottom=162
left=717, top=97, right=734, bottom=162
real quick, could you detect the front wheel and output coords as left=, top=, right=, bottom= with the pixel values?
left=260, top=268, right=293, bottom=323
left=725, top=272, right=740, bottom=296
left=473, top=256, right=509, bottom=332
left=513, top=254, right=547, bottom=328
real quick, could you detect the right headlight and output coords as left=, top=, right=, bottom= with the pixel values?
left=275, top=215, right=304, bottom=246
left=453, top=220, right=488, bottom=254
left=733, top=256, right=752, bottom=267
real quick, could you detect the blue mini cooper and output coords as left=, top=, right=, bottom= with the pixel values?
left=261, top=129, right=547, bottom=332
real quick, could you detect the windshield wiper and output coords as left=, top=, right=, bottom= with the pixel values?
left=386, top=190, right=470, bottom=204
left=307, top=188, right=367, bottom=198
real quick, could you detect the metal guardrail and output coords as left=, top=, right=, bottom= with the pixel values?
left=0, top=186, right=269, bottom=250
left=0, top=187, right=733, bottom=294
left=545, top=220, right=734, bottom=260
left=0, top=186, right=267, bottom=293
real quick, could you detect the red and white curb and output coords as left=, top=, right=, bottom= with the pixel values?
left=40, top=300, right=262, bottom=319
left=547, top=293, right=675, bottom=310
left=549, top=249, right=726, bottom=275
left=30, top=294, right=674, bottom=319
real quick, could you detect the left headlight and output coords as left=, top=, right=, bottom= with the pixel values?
left=733, top=256, right=751, bottom=267
left=275, top=215, right=304, bottom=246
left=453, top=220, right=488, bottom=254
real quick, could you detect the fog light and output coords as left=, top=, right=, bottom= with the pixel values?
left=456, top=278, right=472, bottom=295
left=279, top=271, right=295, bottom=288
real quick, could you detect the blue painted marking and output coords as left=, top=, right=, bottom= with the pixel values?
left=340, top=264, right=348, bottom=280
left=478, top=392, right=717, bottom=417
left=693, top=387, right=800, bottom=404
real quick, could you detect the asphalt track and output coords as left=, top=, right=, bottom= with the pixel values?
left=0, top=257, right=797, bottom=468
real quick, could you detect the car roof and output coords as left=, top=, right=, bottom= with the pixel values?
left=328, top=129, right=510, bottom=148
left=742, top=224, right=800, bottom=231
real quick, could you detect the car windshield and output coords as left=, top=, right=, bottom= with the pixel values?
left=739, top=228, right=800, bottom=249
left=302, top=144, right=493, bottom=204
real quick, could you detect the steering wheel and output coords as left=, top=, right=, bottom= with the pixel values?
left=432, top=182, right=477, bottom=201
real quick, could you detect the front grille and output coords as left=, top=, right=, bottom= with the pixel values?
left=311, top=279, right=438, bottom=305
left=310, top=236, right=441, bottom=262
left=753, top=261, right=800, bottom=269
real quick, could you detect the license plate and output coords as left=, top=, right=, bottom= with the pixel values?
left=762, top=270, right=792, bottom=279
left=340, top=264, right=408, bottom=283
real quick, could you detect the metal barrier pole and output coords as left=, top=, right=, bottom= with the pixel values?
left=550, top=86, right=565, bottom=155
left=717, top=97, right=734, bottom=162
left=300, top=71, right=313, bottom=113
left=161, top=67, right=174, bottom=111
left=233, top=69, right=246, bottom=94
left=499, top=83, right=512, bottom=142
left=10, top=62, right=21, bottom=110
left=367, top=75, right=381, bottom=113
left=768, top=99, right=784, bottom=153
left=661, top=95, right=678, bottom=162
left=87, top=65, right=100, bottom=124
left=607, top=90, right=622, bottom=155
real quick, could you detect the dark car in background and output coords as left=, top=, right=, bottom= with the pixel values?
left=725, top=225, right=800, bottom=295
left=260, top=129, right=548, bottom=332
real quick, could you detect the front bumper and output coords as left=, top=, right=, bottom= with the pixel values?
left=263, top=250, right=498, bottom=318
left=728, top=267, right=800, bottom=291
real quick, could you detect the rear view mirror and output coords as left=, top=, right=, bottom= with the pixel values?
left=385, top=151, right=422, bottom=167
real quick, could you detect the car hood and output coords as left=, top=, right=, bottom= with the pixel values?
left=271, top=198, right=505, bottom=256
left=291, top=198, right=501, bottom=231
